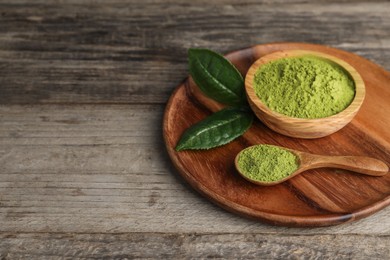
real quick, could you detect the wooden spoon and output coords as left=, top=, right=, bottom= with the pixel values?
left=235, top=145, right=389, bottom=186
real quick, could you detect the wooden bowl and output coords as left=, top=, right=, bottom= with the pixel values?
left=245, top=50, right=365, bottom=138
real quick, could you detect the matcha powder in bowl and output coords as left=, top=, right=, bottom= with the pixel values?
left=253, top=55, right=356, bottom=119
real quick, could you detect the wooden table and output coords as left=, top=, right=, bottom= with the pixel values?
left=1, top=1, right=389, bottom=258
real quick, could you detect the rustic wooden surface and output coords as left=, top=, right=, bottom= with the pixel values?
left=164, top=43, right=390, bottom=227
left=1, top=0, right=389, bottom=258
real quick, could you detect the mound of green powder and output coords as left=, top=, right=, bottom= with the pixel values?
left=253, top=56, right=355, bottom=119
left=237, top=144, right=299, bottom=182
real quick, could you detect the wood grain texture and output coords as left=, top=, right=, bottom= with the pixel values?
left=1, top=105, right=390, bottom=235
left=297, top=153, right=389, bottom=177
left=164, top=43, right=390, bottom=227
left=1, top=0, right=390, bottom=258
left=0, top=1, right=389, bottom=104
left=1, top=232, right=389, bottom=259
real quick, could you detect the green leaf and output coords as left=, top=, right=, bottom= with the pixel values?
left=175, top=107, right=253, bottom=151
left=188, top=48, right=246, bottom=106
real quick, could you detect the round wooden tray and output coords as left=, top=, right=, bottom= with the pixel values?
left=163, top=42, right=390, bottom=227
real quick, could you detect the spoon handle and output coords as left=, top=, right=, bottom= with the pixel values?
left=304, top=155, right=389, bottom=176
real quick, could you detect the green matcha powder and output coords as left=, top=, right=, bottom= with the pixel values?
left=253, top=56, right=356, bottom=119
left=237, top=144, right=299, bottom=182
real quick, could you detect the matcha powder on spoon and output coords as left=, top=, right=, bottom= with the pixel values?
left=237, top=145, right=299, bottom=182
left=253, top=55, right=356, bottom=119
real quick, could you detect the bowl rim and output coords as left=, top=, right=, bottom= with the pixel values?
left=244, top=50, right=366, bottom=123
